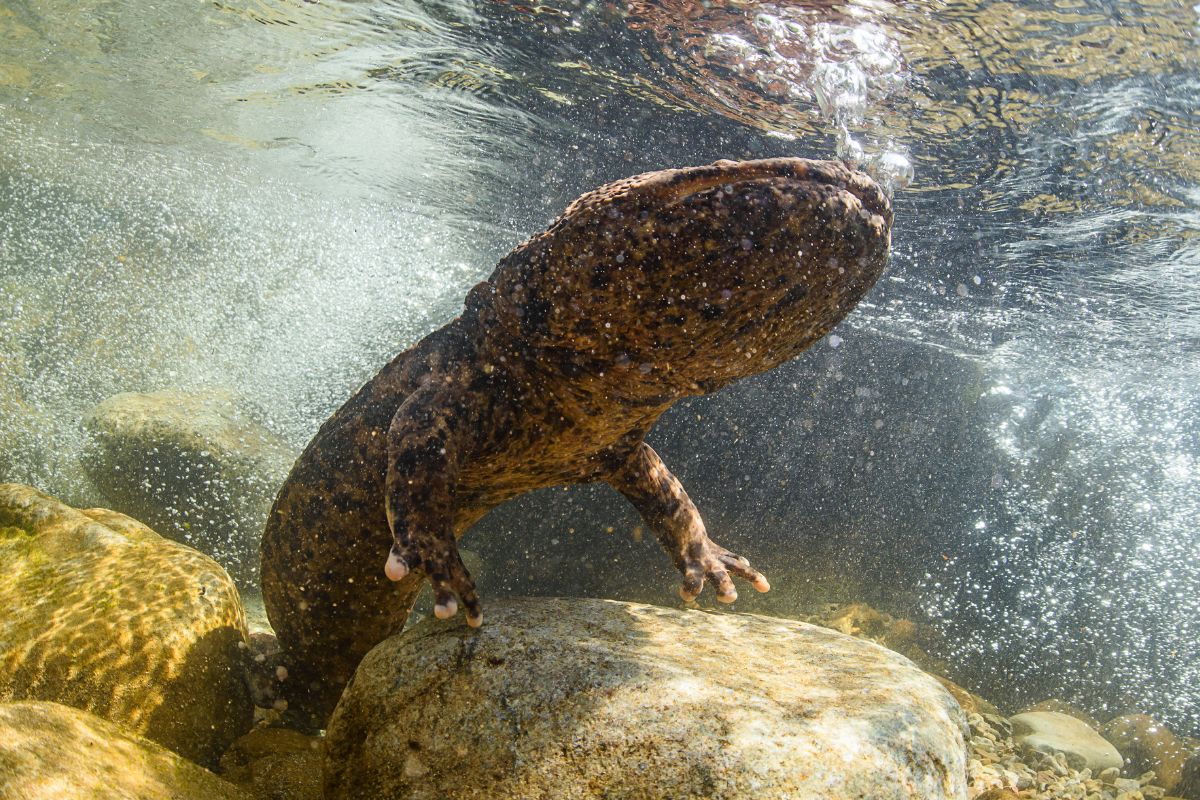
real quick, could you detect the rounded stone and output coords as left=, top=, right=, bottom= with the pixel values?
left=218, top=727, right=323, bottom=800
left=1178, top=749, right=1200, bottom=799
left=1017, top=698, right=1101, bottom=731
left=1009, top=710, right=1123, bottom=772
left=81, top=387, right=294, bottom=586
left=0, top=701, right=251, bottom=800
left=0, top=483, right=253, bottom=766
left=1102, top=714, right=1197, bottom=793
left=324, top=597, right=969, bottom=800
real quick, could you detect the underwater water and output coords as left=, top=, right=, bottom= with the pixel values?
left=1, top=0, right=1198, bottom=756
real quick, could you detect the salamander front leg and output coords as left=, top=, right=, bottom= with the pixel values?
left=607, top=442, right=770, bottom=603
left=385, top=384, right=483, bottom=627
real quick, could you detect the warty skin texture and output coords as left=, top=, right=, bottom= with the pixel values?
left=260, top=157, right=893, bottom=726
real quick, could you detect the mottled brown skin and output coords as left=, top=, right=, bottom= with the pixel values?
left=261, top=157, right=893, bottom=725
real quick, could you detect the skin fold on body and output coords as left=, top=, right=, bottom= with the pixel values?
left=260, top=157, right=894, bottom=725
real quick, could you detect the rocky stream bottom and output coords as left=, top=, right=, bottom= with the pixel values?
left=1, top=388, right=1198, bottom=799
left=1, top=480, right=1197, bottom=799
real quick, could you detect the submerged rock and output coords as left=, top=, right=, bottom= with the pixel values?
left=81, top=387, right=294, bottom=586
left=1010, top=710, right=1123, bottom=772
left=966, top=708, right=1166, bottom=800
left=0, top=700, right=251, bottom=800
left=973, top=790, right=1021, bottom=800
left=932, top=675, right=1001, bottom=718
left=324, top=597, right=969, bottom=800
left=0, top=484, right=253, bottom=766
left=1102, top=713, right=1198, bottom=794
left=218, top=727, right=324, bottom=800
left=1178, top=750, right=1200, bottom=800
left=1018, top=698, right=1102, bottom=731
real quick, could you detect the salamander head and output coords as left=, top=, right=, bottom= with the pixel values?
left=485, top=157, right=893, bottom=395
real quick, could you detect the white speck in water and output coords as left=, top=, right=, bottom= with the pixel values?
left=828, top=334, right=843, bottom=349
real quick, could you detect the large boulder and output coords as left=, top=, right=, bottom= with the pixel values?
left=324, top=597, right=969, bottom=800
left=0, top=484, right=253, bottom=766
left=1102, top=714, right=1198, bottom=794
left=80, top=387, right=294, bottom=585
left=0, top=700, right=251, bottom=800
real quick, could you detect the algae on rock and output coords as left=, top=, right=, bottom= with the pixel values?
left=0, top=483, right=253, bottom=766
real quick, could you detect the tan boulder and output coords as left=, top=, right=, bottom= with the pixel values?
left=81, top=387, right=294, bottom=586
left=325, top=597, right=969, bottom=800
left=1102, top=714, right=1198, bottom=793
left=0, top=700, right=250, bottom=800
left=0, top=484, right=253, bottom=766
left=1178, top=749, right=1200, bottom=799
left=218, top=727, right=323, bottom=800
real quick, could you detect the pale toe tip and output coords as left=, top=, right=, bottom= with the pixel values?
left=384, top=551, right=409, bottom=581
